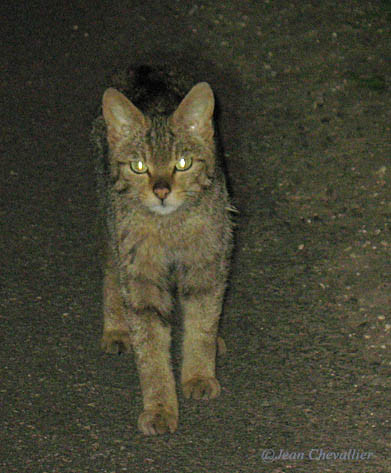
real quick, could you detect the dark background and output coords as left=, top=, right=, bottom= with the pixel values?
left=1, top=1, right=391, bottom=471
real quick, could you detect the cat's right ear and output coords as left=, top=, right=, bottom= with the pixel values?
left=102, top=88, right=147, bottom=146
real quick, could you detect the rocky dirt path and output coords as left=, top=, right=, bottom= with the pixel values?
left=1, top=1, right=390, bottom=472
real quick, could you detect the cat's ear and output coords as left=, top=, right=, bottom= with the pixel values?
left=170, top=82, right=214, bottom=140
left=102, top=88, right=148, bottom=146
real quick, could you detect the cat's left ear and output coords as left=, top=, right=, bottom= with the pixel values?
left=170, top=82, right=214, bottom=140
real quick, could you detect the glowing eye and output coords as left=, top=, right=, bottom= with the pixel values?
left=130, top=160, right=148, bottom=174
left=175, top=156, right=192, bottom=171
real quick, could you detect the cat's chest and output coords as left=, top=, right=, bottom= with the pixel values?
left=117, top=210, right=210, bottom=267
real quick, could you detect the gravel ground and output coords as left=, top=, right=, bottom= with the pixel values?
left=1, top=1, right=391, bottom=472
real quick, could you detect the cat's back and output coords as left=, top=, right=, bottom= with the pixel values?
left=111, top=65, right=195, bottom=117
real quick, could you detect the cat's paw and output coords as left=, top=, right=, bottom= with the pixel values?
left=101, top=329, right=132, bottom=354
left=138, top=408, right=178, bottom=435
left=182, top=376, right=221, bottom=400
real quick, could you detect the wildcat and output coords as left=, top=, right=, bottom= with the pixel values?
left=91, top=66, right=233, bottom=435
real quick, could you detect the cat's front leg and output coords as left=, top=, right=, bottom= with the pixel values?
left=131, top=312, right=178, bottom=435
left=179, top=282, right=225, bottom=400
left=123, top=268, right=178, bottom=435
left=101, top=249, right=132, bottom=354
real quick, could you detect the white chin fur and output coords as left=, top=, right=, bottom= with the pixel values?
left=149, top=203, right=178, bottom=215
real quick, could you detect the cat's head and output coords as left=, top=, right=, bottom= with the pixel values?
left=102, top=82, right=216, bottom=215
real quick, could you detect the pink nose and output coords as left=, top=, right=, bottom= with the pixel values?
left=153, top=181, right=171, bottom=201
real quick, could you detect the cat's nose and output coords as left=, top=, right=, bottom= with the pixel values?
left=153, top=180, right=171, bottom=201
